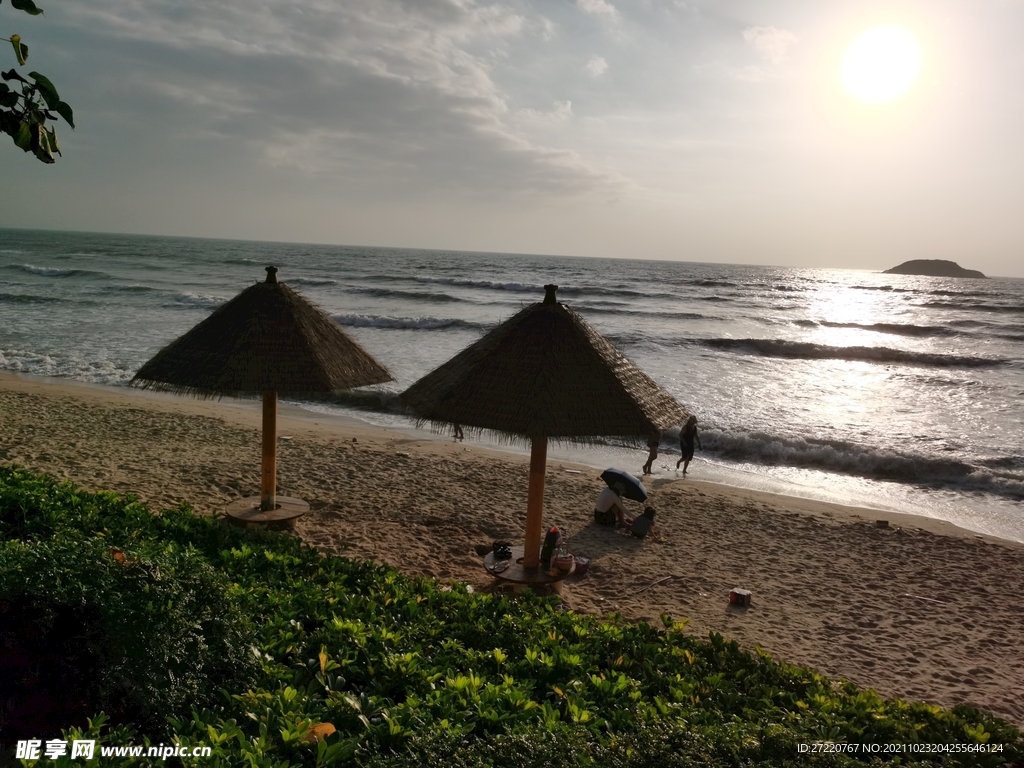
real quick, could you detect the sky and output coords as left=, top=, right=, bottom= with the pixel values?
left=2, top=0, right=1023, bottom=276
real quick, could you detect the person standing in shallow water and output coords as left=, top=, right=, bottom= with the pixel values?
left=676, top=416, right=702, bottom=474
left=642, top=432, right=660, bottom=475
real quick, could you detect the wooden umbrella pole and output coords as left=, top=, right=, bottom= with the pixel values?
left=523, top=436, right=548, bottom=568
left=260, top=390, right=278, bottom=511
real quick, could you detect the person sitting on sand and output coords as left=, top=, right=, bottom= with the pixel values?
left=594, top=483, right=629, bottom=527
left=642, top=432, right=660, bottom=475
left=629, top=506, right=658, bottom=539
left=675, top=415, right=703, bottom=474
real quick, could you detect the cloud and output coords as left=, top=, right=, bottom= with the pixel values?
left=56, top=0, right=618, bottom=198
left=742, top=26, right=797, bottom=65
left=517, top=100, right=574, bottom=124
left=585, top=55, right=609, bottom=76
left=577, top=0, right=620, bottom=23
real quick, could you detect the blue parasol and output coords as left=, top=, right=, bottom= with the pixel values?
left=600, top=468, right=648, bottom=502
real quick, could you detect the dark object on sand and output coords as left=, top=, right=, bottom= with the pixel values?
left=400, top=284, right=687, bottom=569
left=492, top=541, right=513, bottom=560
left=730, top=588, right=752, bottom=607
left=571, top=555, right=590, bottom=577
left=883, top=259, right=986, bottom=278
left=600, top=468, right=648, bottom=502
left=131, top=266, right=393, bottom=520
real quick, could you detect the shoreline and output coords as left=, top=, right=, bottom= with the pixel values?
left=1, top=371, right=1023, bottom=727
left=2, top=371, right=1011, bottom=548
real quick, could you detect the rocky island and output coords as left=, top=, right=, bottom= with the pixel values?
left=884, top=259, right=986, bottom=278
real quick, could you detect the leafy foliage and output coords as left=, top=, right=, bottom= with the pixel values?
left=2, top=0, right=74, bottom=162
left=0, top=535, right=260, bottom=738
left=1, top=465, right=1021, bottom=767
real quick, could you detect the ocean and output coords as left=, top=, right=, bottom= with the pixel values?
left=2, top=228, right=1022, bottom=541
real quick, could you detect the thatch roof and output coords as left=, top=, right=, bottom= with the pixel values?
left=131, top=266, right=393, bottom=397
left=400, top=284, right=688, bottom=441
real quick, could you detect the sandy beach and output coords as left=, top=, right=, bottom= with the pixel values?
left=1, top=371, right=1022, bottom=728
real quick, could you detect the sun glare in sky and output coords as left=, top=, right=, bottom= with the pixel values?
left=841, top=26, right=922, bottom=104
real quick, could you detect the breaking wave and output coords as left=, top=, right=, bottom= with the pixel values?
left=702, top=428, right=1024, bottom=499
left=167, top=293, right=227, bottom=309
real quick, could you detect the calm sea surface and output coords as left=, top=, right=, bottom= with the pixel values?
left=2, top=229, right=1022, bottom=541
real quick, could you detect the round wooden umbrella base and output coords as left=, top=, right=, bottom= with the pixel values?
left=224, top=496, right=310, bottom=529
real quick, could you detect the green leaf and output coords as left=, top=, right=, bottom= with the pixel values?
left=0, top=110, right=17, bottom=136
left=13, top=119, right=31, bottom=150
left=11, top=0, right=44, bottom=15
left=54, top=99, right=73, bottom=128
left=28, top=71, right=57, bottom=107
left=26, top=72, right=57, bottom=110
left=2, top=68, right=28, bottom=83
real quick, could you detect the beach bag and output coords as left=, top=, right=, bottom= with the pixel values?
left=572, top=555, right=590, bottom=578
left=553, top=552, right=576, bottom=574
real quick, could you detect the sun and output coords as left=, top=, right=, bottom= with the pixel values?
left=841, top=26, right=922, bottom=104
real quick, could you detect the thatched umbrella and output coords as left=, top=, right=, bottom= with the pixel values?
left=131, top=266, right=393, bottom=520
left=401, top=284, right=688, bottom=568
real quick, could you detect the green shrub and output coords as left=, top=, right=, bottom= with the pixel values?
left=0, top=465, right=285, bottom=559
left=0, top=535, right=259, bottom=738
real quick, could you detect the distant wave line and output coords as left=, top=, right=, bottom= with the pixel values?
left=0, top=291, right=65, bottom=304
left=850, top=284, right=911, bottom=293
left=701, top=338, right=1005, bottom=367
left=573, top=306, right=707, bottom=321
left=331, top=313, right=488, bottom=331
left=924, top=300, right=1024, bottom=314
left=340, top=286, right=465, bottom=304
left=794, top=320, right=959, bottom=338
left=289, top=277, right=339, bottom=286
left=101, top=284, right=157, bottom=294
left=5, top=263, right=107, bottom=279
